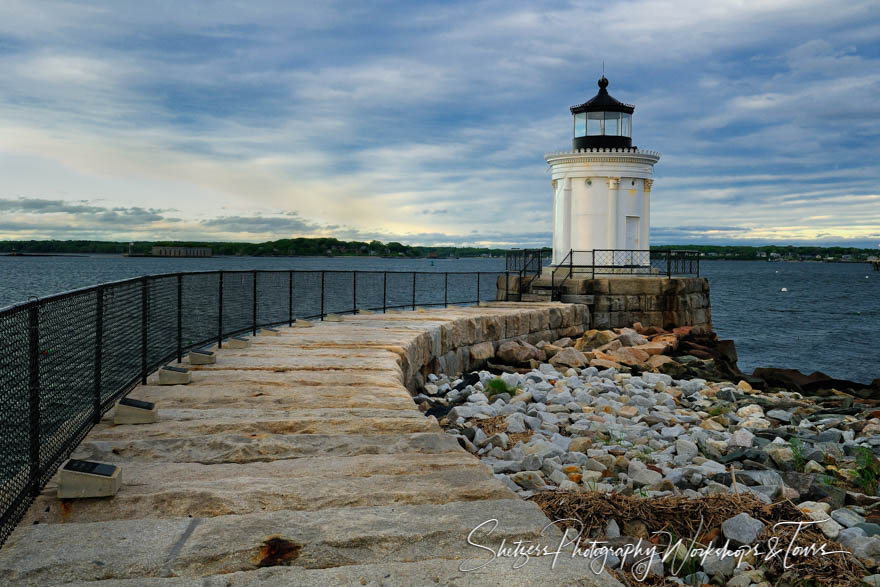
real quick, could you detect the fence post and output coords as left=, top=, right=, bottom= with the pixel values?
left=28, top=303, right=40, bottom=495
left=667, top=251, right=672, bottom=278
left=476, top=272, right=481, bottom=303
left=352, top=272, right=357, bottom=315
left=444, top=273, right=448, bottom=307
left=382, top=272, right=387, bottom=313
left=93, top=287, right=103, bottom=423
left=141, top=277, right=147, bottom=384
left=288, top=271, right=293, bottom=326
left=505, top=271, right=509, bottom=301
left=217, top=271, right=223, bottom=348
left=252, top=270, right=258, bottom=335
left=412, top=272, right=416, bottom=310
left=320, top=271, right=325, bottom=320
left=176, top=274, right=183, bottom=363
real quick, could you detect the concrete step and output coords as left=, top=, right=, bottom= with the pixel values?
left=60, top=556, right=623, bottom=586
left=1, top=500, right=579, bottom=584
left=71, top=432, right=464, bottom=465
left=519, top=293, right=553, bottom=302
left=23, top=455, right=507, bottom=525
left=129, top=384, right=416, bottom=411
left=92, top=409, right=435, bottom=440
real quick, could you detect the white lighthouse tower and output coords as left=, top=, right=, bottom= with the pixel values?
left=546, top=77, right=660, bottom=267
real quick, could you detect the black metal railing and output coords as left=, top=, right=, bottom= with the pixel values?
left=504, top=248, right=552, bottom=293
left=0, top=268, right=506, bottom=547
left=551, top=249, right=700, bottom=300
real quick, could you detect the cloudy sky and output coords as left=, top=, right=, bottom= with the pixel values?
left=1, top=0, right=879, bottom=248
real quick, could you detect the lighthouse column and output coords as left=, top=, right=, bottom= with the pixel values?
left=642, top=179, right=653, bottom=251
left=607, top=177, right=620, bottom=249
left=552, top=178, right=571, bottom=265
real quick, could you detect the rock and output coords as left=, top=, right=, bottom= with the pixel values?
left=702, top=551, right=736, bottom=578
left=847, top=536, right=880, bottom=563
left=469, top=341, right=495, bottom=362
left=553, top=337, right=574, bottom=348
left=765, top=445, right=796, bottom=470
left=616, top=405, right=639, bottom=419
left=569, top=437, right=593, bottom=453
left=701, top=419, right=725, bottom=432
left=804, top=460, right=825, bottom=474
left=610, top=347, right=651, bottom=367
left=737, top=380, right=753, bottom=392
left=831, top=508, right=866, bottom=528
left=683, top=572, right=710, bottom=586
left=799, top=501, right=842, bottom=539
left=736, top=405, right=764, bottom=419
left=505, top=413, right=527, bottom=434
left=863, top=575, right=880, bottom=587
left=485, top=432, right=509, bottom=450
left=676, top=438, right=699, bottom=460
left=622, top=519, right=649, bottom=539
left=617, top=329, right=649, bottom=347
left=549, top=347, right=588, bottom=370
left=605, top=519, right=620, bottom=538
left=558, top=479, right=579, bottom=491
left=497, top=340, right=545, bottom=365
left=629, top=461, right=662, bottom=487
left=510, top=471, right=549, bottom=490
left=857, top=523, right=880, bottom=537
left=729, top=428, right=755, bottom=448
left=766, top=409, right=792, bottom=423
left=722, top=513, right=765, bottom=546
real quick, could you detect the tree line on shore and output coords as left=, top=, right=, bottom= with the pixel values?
left=0, top=239, right=877, bottom=260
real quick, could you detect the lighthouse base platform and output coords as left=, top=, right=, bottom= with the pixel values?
left=496, top=274, right=711, bottom=331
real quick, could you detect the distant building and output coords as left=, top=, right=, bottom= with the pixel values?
left=151, top=246, right=212, bottom=257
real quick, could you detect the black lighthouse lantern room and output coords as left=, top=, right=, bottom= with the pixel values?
left=571, top=77, right=634, bottom=150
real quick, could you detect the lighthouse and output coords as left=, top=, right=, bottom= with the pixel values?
left=546, top=77, right=660, bottom=267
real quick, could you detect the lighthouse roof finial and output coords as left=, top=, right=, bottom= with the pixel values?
left=570, top=76, right=634, bottom=114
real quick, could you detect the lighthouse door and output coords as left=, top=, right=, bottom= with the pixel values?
left=625, top=216, right=640, bottom=250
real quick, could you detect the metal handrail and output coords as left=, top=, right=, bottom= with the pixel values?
left=549, top=249, right=701, bottom=300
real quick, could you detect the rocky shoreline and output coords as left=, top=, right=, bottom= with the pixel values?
left=416, top=324, right=880, bottom=585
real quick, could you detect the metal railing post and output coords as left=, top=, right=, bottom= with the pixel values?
left=412, top=272, right=416, bottom=310
left=352, top=272, right=357, bottom=314
left=288, top=271, right=294, bottom=326
left=505, top=271, right=509, bottom=301
left=176, top=274, right=183, bottom=363
left=382, top=272, right=387, bottom=313
left=444, top=273, right=448, bottom=307
left=93, top=287, right=103, bottom=423
left=141, top=277, right=148, bottom=384
left=476, top=272, right=481, bottom=303
left=252, top=270, right=258, bottom=335
left=217, top=271, right=224, bottom=348
left=27, top=303, right=40, bottom=495
left=320, top=271, right=325, bottom=320
left=667, top=251, right=672, bottom=278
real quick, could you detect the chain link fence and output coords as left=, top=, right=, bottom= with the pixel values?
left=0, top=269, right=505, bottom=547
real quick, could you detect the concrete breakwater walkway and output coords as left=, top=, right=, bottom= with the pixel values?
left=0, top=303, right=620, bottom=585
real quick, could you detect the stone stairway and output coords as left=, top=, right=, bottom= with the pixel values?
left=0, top=306, right=620, bottom=586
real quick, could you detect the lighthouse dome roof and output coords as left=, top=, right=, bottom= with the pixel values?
left=570, top=77, right=634, bottom=114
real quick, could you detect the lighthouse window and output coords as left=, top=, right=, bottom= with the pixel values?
left=587, top=111, right=603, bottom=135
left=574, top=112, right=586, bottom=137
left=604, top=112, right=619, bottom=136
left=621, top=113, right=632, bottom=137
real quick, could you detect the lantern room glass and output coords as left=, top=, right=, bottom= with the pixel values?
left=621, top=113, right=632, bottom=137
left=587, top=111, right=603, bottom=136
left=574, top=112, right=586, bottom=137
left=604, top=112, right=619, bottom=136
